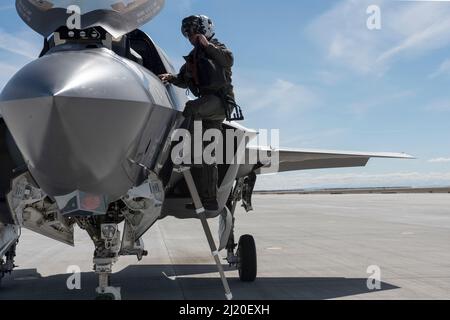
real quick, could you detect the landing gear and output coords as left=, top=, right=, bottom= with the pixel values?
left=77, top=218, right=123, bottom=300
left=93, top=223, right=122, bottom=300
left=225, top=178, right=258, bottom=282
left=226, top=234, right=258, bottom=283
left=95, top=261, right=121, bottom=300
left=237, top=235, right=257, bottom=282
left=73, top=175, right=162, bottom=300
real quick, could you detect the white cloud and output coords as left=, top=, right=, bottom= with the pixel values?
left=429, top=158, right=450, bottom=163
left=348, top=90, right=415, bottom=116
left=429, top=58, right=450, bottom=78
left=281, top=128, right=349, bottom=148
left=0, top=62, right=20, bottom=74
left=425, top=99, right=450, bottom=112
left=0, top=29, right=41, bottom=89
left=307, top=0, right=450, bottom=74
left=235, top=77, right=318, bottom=113
left=256, top=171, right=450, bottom=190
left=0, top=29, right=42, bottom=60
left=377, top=17, right=450, bottom=64
left=315, top=70, right=342, bottom=85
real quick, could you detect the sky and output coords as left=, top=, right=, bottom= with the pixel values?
left=0, top=0, right=450, bottom=190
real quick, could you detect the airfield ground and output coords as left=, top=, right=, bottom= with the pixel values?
left=0, top=194, right=449, bottom=300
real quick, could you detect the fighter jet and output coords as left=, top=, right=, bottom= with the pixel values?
left=0, top=0, right=413, bottom=300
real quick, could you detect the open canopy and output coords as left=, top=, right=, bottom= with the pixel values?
left=16, top=0, right=165, bottom=38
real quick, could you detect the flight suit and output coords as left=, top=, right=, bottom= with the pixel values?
left=170, top=38, right=235, bottom=203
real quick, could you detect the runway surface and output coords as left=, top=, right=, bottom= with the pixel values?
left=1, top=194, right=449, bottom=300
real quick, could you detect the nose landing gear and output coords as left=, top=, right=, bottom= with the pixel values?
left=94, top=223, right=122, bottom=300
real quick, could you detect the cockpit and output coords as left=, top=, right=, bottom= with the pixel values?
left=39, top=27, right=170, bottom=77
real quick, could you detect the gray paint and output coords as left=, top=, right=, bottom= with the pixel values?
left=16, top=0, right=165, bottom=38
left=1, top=46, right=178, bottom=200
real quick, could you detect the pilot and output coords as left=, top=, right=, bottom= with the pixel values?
left=159, top=15, right=236, bottom=211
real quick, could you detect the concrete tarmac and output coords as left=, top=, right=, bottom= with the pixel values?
left=0, top=194, right=449, bottom=300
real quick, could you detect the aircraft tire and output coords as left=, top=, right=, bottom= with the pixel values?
left=237, top=235, right=257, bottom=282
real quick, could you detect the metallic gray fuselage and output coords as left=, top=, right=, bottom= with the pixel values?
left=0, top=46, right=182, bottom=200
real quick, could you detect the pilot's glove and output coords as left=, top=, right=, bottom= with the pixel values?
left=158, top=73, right=175, bottom=85
left=190, top=34, right=210, bottom=48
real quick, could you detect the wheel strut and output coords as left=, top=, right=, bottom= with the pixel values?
left=94, top=259, right=121, bottom=300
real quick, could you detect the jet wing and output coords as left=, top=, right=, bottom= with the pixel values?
left=247, top=147, right=414, bottom=173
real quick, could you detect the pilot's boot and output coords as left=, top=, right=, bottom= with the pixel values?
left=187, top=164, right=219, bottom=211
left=200, top=164, right=219, bottom=211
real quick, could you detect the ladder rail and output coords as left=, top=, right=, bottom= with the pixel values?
left=179, top=167, right=233, bottom=300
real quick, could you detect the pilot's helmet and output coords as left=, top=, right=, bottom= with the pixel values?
left=181, top=15, right=215, bottom=40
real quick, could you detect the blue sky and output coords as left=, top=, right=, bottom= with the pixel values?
left=1, top=0, right=450, bottom=189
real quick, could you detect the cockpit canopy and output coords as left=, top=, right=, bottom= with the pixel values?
left=16, top=0, right=165, bottom=38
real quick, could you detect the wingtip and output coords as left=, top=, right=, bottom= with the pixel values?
left=398, top=153, right=416, bottom=160
left=368, top=152, right=416, bottom=160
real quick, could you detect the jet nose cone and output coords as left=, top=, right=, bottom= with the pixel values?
left=0, top=48, right=172, bottom=199
left=1, top=48, right=151, bottom=102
